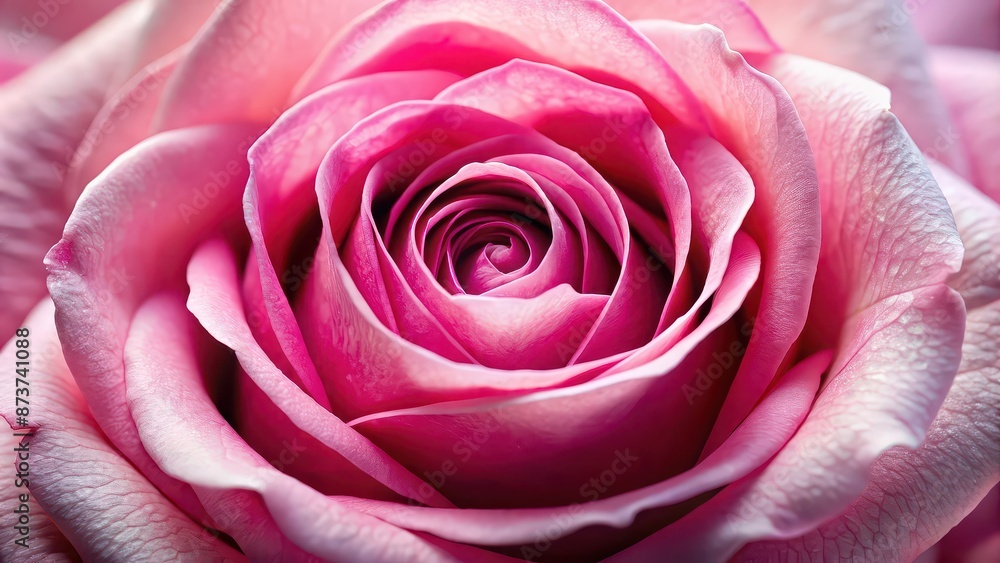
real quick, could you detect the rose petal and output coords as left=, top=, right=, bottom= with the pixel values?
left=245, top=70, right=461, bottom=409
left=0, top=419, right=76, bottom=559
left=928, top=47, right=1000, bottom=203
left=602, top=0, right=779, bottom=53
left=126, top=290, right=511, bottom=562
left=636, top=22, right=821, bottom=447
left=45, top=123, right=263, bottom=522
left=912, top=0, right=1000, bottom=50
left=186, top=239, right=455, bottom=509
left=65, top=47, right=183, bottom=200
left=293, top=0, right=706, bottom=129
left=746, top=0, right=967, bottom=174
left=0, top=2, right=146, bottom=338
left=733, top=151, right=1000, bottom=563
left=153, top=0, right=384, bottom=130
left=320, top=350, right=826, bottom=549
left=0, top=299, right=243, bottom=561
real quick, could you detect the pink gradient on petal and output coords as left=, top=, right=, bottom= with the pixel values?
left=0, top=299, right=243, bottom=561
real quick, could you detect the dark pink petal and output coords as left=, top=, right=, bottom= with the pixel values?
left=736, top=164, right=999, bottom=561
left=0, top=300, right=243, bottom=561
left=932, top=485, right=1000, bottom=563
left=327, top=350, right=825, bottom=548
left=0, top=3, right=145, bottom=339
left=0, top=0, right=127, bottom=42
left=347, top=235, right=761, bottom=510
left=45, top=123, right=263, bottom=522
left=245, top=70, right=460, bottom=407
left=928, top=47, right=1000, bottom=202
left=746, top=0, right=967, bottom=174
left=434, top=61, right=688, bottom=364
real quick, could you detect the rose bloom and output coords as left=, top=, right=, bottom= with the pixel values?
left=0, top=0, right=997, bottom=561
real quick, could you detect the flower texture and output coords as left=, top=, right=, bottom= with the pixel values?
left=0, top=0, right=996, bottom=561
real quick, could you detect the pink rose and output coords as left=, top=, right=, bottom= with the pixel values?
left=0, top=1, right=996, bottom=561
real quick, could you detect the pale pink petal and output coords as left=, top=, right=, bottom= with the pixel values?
left=45, top=123, right=263, bottom=522
left=124, top=0, right=220, bottom=76
left=0, top=421, right=76, bottom=560
left=932, top=162, right=1000, bottom=309
left=746, top=0, right=968, bottom=174
left=0, top=2, right=145, bottom=339
left=602, top=0, right=779, bottom=52
left=153, top=0, right=383, bottom=130
left=0, top=299, right=243, bottom=561
left=610, top=53, right=968, bottom=561
left=65, top=47, right=183, bottom=200
left=928, top=47, right=1000, bottom=202
left=733, top=159, right=1000, bottom=562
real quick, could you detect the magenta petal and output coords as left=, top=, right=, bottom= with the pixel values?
left=245, top=70, right=461, bottom=404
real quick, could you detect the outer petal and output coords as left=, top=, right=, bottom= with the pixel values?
left=928, top=47, right=1000, bottom=203
left=746, top=0, right=967, bottom=174
left=0, top=299, right=243, bottom=561
left=0, top=428, right=76, bottom=560
left=737, top=164, right=1000, bottom=561
left=45, top=123, right=264, bottom=522
left=153, top=0, right=383, bottom=130
left=601, top=0, right=780, bottom=53
left=609, top=53, right=967, bottom=561
left=0, top=1, right=147, bottom=339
